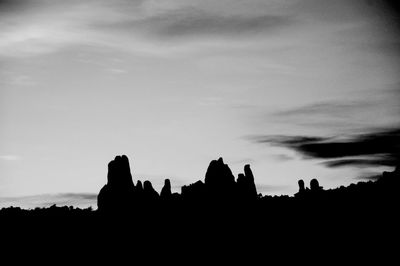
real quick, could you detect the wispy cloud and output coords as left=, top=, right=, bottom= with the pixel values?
left=249, top=127, right=400, bottom=169
left=323, top=157, right=396, bottom=168
left=267, top=86, right=400, bottom=135
left=1, top=0, right=399, bottom=58
left=0, top=0, right=292, bottom=58
left=273, top=101, right=368, bottom=118
left=137, top=9, right=293, bottom=40
left=268, top=154, right=294, bottom=162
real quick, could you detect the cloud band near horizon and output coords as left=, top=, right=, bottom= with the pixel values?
left=250, top=127, right=400, bottom=169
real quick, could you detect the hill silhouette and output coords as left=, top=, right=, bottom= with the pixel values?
left=1, top=154, right=397, bottom=233
left=1, top=155, right=398, bottom=261
left=94, top=155, right=399, bottom=215
left=1, top=154, right=398, bottom=217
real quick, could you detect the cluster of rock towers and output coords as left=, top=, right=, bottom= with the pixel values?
left=97, top=155, right=258, bottom=212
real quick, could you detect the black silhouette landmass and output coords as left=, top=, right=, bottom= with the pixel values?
left=1, top=154, right=398, bottom=222
left=95, top=156, right=260, bottom=215
left=93, top=155, right=399, bottom=217
left=1, top=155, right=398, bottom=259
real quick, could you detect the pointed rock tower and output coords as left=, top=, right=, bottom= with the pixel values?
left=236, top=164, right=258, bottom=201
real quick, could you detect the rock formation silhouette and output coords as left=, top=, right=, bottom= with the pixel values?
left=310, top=178, right=323, bottom=192
left=298, top=179, right=305, bottom=191
left=135, top=180, right=144, bottom=194
left=236, top=164, right=258, bottom=201
left=3, top=154, right=398, bottom=227
left=97, top=155, right=135, bottom=212
left=143, top=180, right=159, bottom=202
left=204, top=157, right=236, bottom=201
left=95, top=155, right=400, bottom=215
left=181, top=180, right=205, bottom=202
left=2, top=156, right=398, bottom=263
left=96, top=155, right=261, bottom=211
left=160, top=179, right=172, bottom=200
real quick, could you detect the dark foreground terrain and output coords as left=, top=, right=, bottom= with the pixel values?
left=1, top=155, right=398, bottom=261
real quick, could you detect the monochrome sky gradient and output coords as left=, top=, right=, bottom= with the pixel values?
left=1, top=0, right=399, bottom=208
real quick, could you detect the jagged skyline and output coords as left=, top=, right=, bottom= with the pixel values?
left=1, top=1, right=399, bottom=208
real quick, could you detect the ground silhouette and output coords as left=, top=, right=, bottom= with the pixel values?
left=95, top=156, right=261, bottom=215
left=1, top=154, right=398, bottom=219
left=1, top=155, right=398, bottom=260
left=94, top=155, right=399, bottom=216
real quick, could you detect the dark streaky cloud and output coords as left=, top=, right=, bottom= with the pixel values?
left=100, top=7, right=294, bottom=40
left=251, top=127, right=400, bottom=168
left=273, top=102, right=367, bottom=118
left=323, top=156, right=398, bottom=168
left=59, top=193, right=97, bottom=201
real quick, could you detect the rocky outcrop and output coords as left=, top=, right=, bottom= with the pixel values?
left=205, top=158, right=235, bottom=188
left=97, top=155, right=260, bottom=211
left=310, top=178, right=323, bottom=192
left=160, top=179, right=172, bottom=200
left=97, top=155, right=135, bottom=212
left=143, top=180, right=159, bottom=202
left=294, top=179, right=306, bottom=198
left=294, top=178, right=323, bottom=199
left=236, top=164, right=258, bottom=201
left=204, top=157, right=236, bottom=201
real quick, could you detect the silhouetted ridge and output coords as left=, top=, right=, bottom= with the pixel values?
left=180, top=157, right=259, bottom=204
left=11, top=153, right=390, bottom=219
left=1, top=156, right=399, bottom=262
left=181, top=180, right=205, bottom=202
left=1, top=152, right=399, bottom=259
left=96, top=155, right=261, bottom=212
left=96, top=155, right=400, bottom=215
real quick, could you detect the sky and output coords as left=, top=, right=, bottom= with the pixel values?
left=1, top=0, right=399, bottom=209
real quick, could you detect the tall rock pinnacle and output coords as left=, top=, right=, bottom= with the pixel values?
left=97, top=155, right=135, bottom=212
left=237, top=164, right=258, bottom=201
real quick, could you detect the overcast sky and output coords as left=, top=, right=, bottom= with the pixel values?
left=1, top=0, right=399, bottom=208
